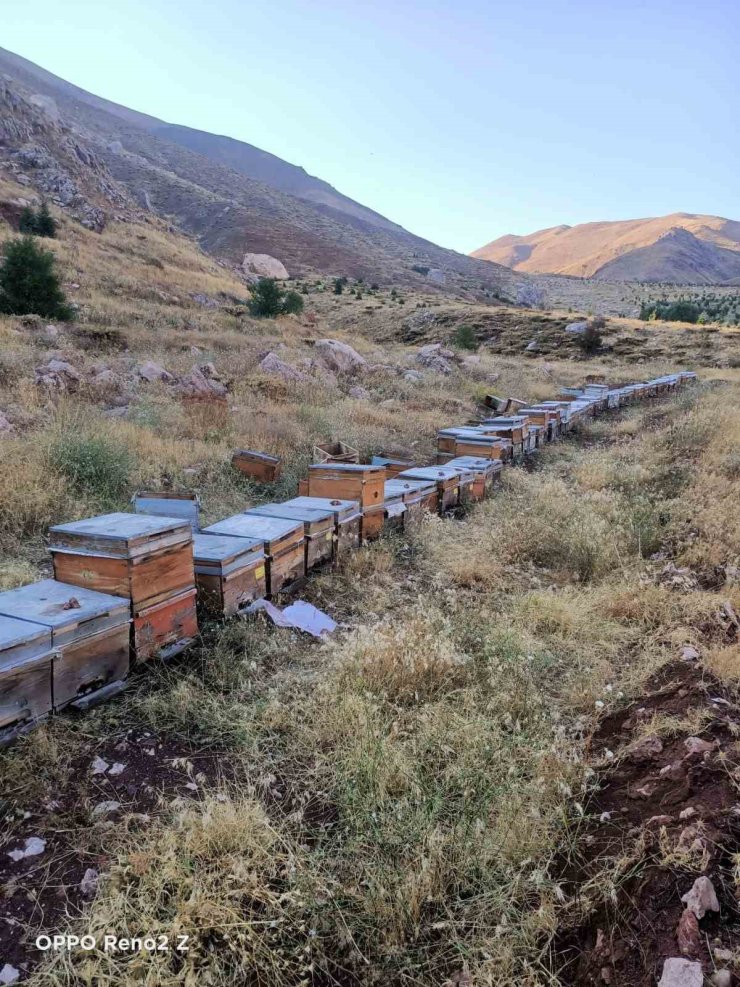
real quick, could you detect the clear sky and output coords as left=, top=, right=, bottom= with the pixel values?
left=3, top=0, right=738, bottom=253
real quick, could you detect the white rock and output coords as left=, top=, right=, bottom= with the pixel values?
left=242, top=253, right=289, bottom=280
left=137, top=360, right=173, bottom=383
left=657, top=958, right=703, bottom=987
left=92, top=801, right=121, bottom=819
left=90, top=756, right=109, bottom=775
left=684, top=737, right=715, bottom=755
left=7, top=836, right=46, bottom=862
left=711, top=971, right=732, bottom=987
left=313, top=339, right=367, bottom=375
left=565, top=321, right=589, bottom=335
left=681, top=875, right=719, bottom=919
left=257, top=353, right=309, bottom=383
left=80, top=867, right=99, bottom=896
left=0, top=964, right=20, bottom=985
left=108, top=762, right=126, bottom=777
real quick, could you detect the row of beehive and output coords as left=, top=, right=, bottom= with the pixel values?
left=0, top=370, right=696, bottom=742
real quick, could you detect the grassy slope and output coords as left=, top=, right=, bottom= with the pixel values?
left=0, top=193, right=739, bottom=984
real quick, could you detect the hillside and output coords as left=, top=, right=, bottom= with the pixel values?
left=472, top=213, right=740, bottom=284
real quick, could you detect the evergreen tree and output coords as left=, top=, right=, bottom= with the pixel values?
left=248, top=278, right=304, bottom=317
left=0, top=236, right=73, bottom=320
left=19, top=206, right=37, bottom=234
left=35, top=201, right=57, bottom=238
left=282, top=290, right=304, bottom=315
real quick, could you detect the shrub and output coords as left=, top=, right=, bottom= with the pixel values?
left=574, top=321, right=603, bottom=355
left=17, top=201, right=57, bottom=238
left=453, top=323, right=477, bottom=351
left=0, top=236, right=73, bottom=319
left=48, top=432, right=134, bottom=507
left=333, top=277, right=347, bottom=295
left=248, top=278, right=304, bottom=317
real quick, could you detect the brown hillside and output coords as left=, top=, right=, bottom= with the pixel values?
left=472, top=213, right=740, bottom=283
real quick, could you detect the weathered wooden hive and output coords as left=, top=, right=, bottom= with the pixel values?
left=370, top=455, right=415, bottom=477
left=478, top=416, right=530, bottom=455
left=516, top=407, right=559, bottom=442
left=443, top=456, right=502, bottom=500
left=384, top=478, right=438, bottom=528
left=244, top=503, right=335, bottom=571
left=202, top=514, right=305, bottom=596
left=48, top=513, right=197, bottom=663
left=0, top=616, right=56, bottom=743
left=307, top=463, right=386, bottom=541
left=437, top=427, right=511, bottom=462
left=133, top=490, right=201, bottom=531
left=397, top=466, right=468, bottom=512
left=313, top=441, right=359, bottom=465
left=0, top=580, right=130, bottom=714
left=192, top=533, right=266, bottom=618
left=231, top=450, right=282, bottom=483
left=283, top=496, right=363, bottom=554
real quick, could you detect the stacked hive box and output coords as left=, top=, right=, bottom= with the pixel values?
left=398, top=465, right=472, bottom=512
left=202, top=514, right=305, bottom=596
left=384, top=478, right=438, bottom=528
left=444, top=456, right=503, bottom=501
left=0, top=580, right=130, bottom=719
left=231, top=450, right=282, bottom=483
left=370, top=455, right=415, bottom=476
left=284, top=496, right=362, bottom=556
left=478, top=416, right=530, bottom=458
left=192, top=533, right=266, bottom=618
left=48, top=514, right=197, bottom=663
left=516, top=407, right=559, bottom=443
left=245, top=503, right=336, bottom=572
left=437, top=428, right=511, bottom=463
left=307, top=463, right=386, bottom=541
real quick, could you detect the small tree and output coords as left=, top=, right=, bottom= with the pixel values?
left=19, top=206, right=37, bottom=234
left=453, top=323, right=477, bottom=351
left=333, top=277, right=347, bottom=295
left=574, top=321, right=603, bottom=356
left=0, top=236, right=73, bottom=320
left=35, top=201, right=57, bottom=238
left=248, top=278, right=304, bottom=318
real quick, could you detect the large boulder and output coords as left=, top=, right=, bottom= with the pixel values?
left=565, top=320, right=589, bottom=335
left=257, top=353, right=309, bottom=383
left=313, top=339, right=367, bottom=375
left=415, top=343, right=454, bottom=375
left=516, top=283, right=546, bottom=309
left=34, top=359, right=81, bottom=393
left=137, top=360, right=173, bottom=383
left=177, top=364, right=229, bottom=399
left=242, top=253, right=289, bottom=280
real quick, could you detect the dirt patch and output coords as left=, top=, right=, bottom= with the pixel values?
left=554, top=661, right=740, bottom=985
left=0, top=731, right=233, bottom=981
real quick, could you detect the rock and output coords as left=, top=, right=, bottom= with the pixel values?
left=565, top=321, right=589, bottom=335
left=684, top=737, right=715, bottom=756
left=92, top=800, right=121, bottom=819
left=0, top=412, right=14, bottom=436
left=402, top=309, right=437, bottom=341
left=681, top=645, right=700, bottom=662
left=714, top=949, right=734, bottom=963
left=525, top=339, right=539, bottom=352
left=676, top=908, right=701, bottom=957
left=34, top=359, right=81, bottom=394
left=426, top=268, right=446, bottom=286
left=7, top=836, right=46, bottom=862
left=657, top=958, right=703, bottom=987
left=90, top=756, right=109, bottom=776
left=137, top=360, right=173, bottom=383
left=416, top=343, right=453, bottom=375
left=630, top=781, right=656, bottom=799
left=177, top=365, right=228, bottom=399
left=242, top=253, right=289, bottom=280
left=646, top=814, right=673, bottom=828
left=106, top=140, right=124, bottom=155
left=191, top=293, right=219, bottom=309
left=109, top=762, right=126, bottom=776
left=659, top=761, right=685, bottom=780
left=313, top=339, right=367, bottom=375
left=348, top=385, right=370, bottom=400
left=190, top=345, right=202, bottom=356
left=679, top=807, right=697, bottom=821
left=681, top=876, right=719, bottom=919
left=257, top=353, right=308, bottom=383
left=80, top=867, right=99, bottom=897
left=712, top=972, right=732, bottom=987
left=0, top=964, right=20, bottom=985
left=403, top=370, right=424, bottom=383
left=629, top=734, right=663, bottom=762
left=516, top=283, right=546, bottom=309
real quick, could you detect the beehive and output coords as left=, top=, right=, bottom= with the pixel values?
left=244, top=503, right=335, bottom=571
left=384, top=478, right=438, bottom=528
left=49, top=513, right=194, bottom=609
left=313, top=440, right=359, bottom=464
left=284, top=496, right=363, bottom=554
left=437, top=428, right=510, bottom=461
left=133, top=490, right=201, bottom=531
left=307, top=463, right=385, bottom=510
left=202, top=514, right=305, bottom=596
left=192, top=533, right=266, bottom=618
left=516, top=407, right=558, bottom=442
left=231, top=450, right=282, bottom=483
left=0, top=616, right=55, bottom=741
left=398, top=467, right=461, bottom=512
left=0, top=580, right=130, bottom=712
left=443, top=456, right=502, bottom=500
left=370, top=455, right=415, bottom=477
left=382, top=483, right=406, bottom=531
left=479, top=416, right=530, bottom=443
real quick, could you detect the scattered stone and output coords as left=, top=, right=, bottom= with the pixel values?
left=516, top=283, right=546, bottom=309
left=313, top=339, right=367, bottom=375
left=628, top=733, right=663, bottom=762
left=681, top=645, right=700, bottom=662
left=712, top=972, right=732, bottom=987
left=713, top=948, right=734, bottom=963
left=7, top=836, right=46, bottom=862
left=415, top=343, right=453, bottom=375
left=525, top=338, right=539, bottom=352
left=657, top=958, right=703, bottom=987
left=426, top=268, right=446, bottom=286
left=348, top=385, right=370, bottom=400
left=565, top=321, right=589, bottom=335
left=109, top=762, right=126, bottom=777
left=0, top=412, right=14, bottom=436
left=137, top=360, right=173, bottom=383
left=34, top=358, right=81, bottom=394
left=403, top=369, right=423, bottom=382
left=0, top=964, right=20, bottom=985
left=681, top=876, right=720, bottom=919
left=190, top=345, right=202, bottom=356
left=646, top=814, right=673, bottom=828
left=676, top=908, right=701, bottom=957
left=191, top=293, right=219, bottom=309
left=257, top=353, right=309, bottom=383
left=684, top=737, right=715, bottom=756
left=79, top=867, right=99, bottom=897
left=630, top=781, right=656, bottom=799
left=679, top=807, right=697, bottom=821
left=660, top=761, right=685, bottom=780
left=242, top=252, right=289, bottom=280
left=177, top=364, right=228, bottom=399
left=90, top=756, right=109, bottom=776
left=92, top=800, right=121, bottom=819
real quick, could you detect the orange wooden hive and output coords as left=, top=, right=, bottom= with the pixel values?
left=232, top=450, right=282, bottom=483
left=283, top=497, right=362, bottom=556
left=307, top=463, right=386, bottom=541
left=202, top=514, right=305, bottom=596
left=245, top=504, right=336, bottom=572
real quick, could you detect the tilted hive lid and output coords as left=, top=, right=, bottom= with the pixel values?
left=50, top=512, right=192, bottom=558
left=444, top=456, right=502, bottom=474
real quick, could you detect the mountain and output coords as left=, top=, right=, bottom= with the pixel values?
left=471, top=214, right=740, bottom=284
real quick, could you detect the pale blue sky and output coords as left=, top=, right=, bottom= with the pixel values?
left=3, top=0, right=738, bottom=252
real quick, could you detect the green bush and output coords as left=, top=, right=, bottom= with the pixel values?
left=49, top=432, right=134, bottom=507
left=17, top=201, right=57, bottom=238
left=248, top=278, right=304, bottom=317
left=453, top=324, right=477, bottom=351
left=0, top=236, right=73, bottom=319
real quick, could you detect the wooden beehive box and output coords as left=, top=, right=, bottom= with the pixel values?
left=133, top=588, right=197, bottom=662
left=398, top=467, right=461, bottom=512
left=313, top=440, right=359, bottom=465
left=0, top=615, right=55, bottom=741
left=231, top=450, right=282, bottom=483
left=480, top=416, right=530, bottom=443
left=444, top=457, right=502, bottom=500
left=308, top=463, right=385, bottom=511
left=381, top=483, right=407, bottom=531
left=133, top=490, right=201, bottom=531
left=245, top=504, right=335, bottom=571
left=0, top=580, right=130, bottom=712
left=49, top=513, right=194, bottom=610
left=192, top=533, right=266, bottom=619
left=384, top=478, right=437, bottom=528
left=371, top=455, right=415, bottom=477
left=202, top=514, right=305, bottom=596
left=284, top=496, right=362, bottom=555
